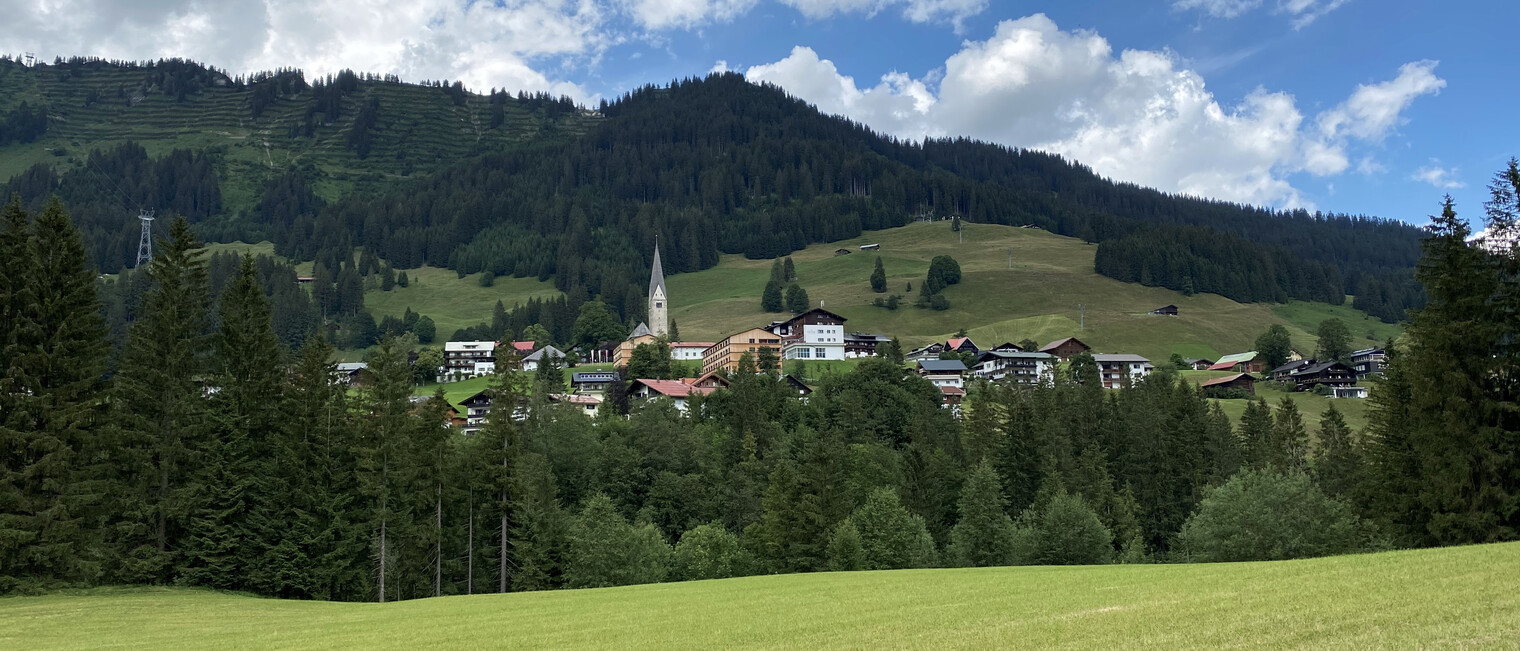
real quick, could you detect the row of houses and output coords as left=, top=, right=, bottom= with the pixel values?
left=442, top=340, right=567, bottom=379
left=1191, top=346, right=1387, bottom=399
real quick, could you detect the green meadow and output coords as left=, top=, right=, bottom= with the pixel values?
left=353, top=221, right=1394, bottom=363
left=4, top=542, right=1516, bottom=650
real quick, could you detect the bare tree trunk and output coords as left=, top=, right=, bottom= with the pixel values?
left=378, top=519, right=387, bottom=604
left=434, top=486, right=442, bottom=598
left=467, top=491, right=474, bottom=595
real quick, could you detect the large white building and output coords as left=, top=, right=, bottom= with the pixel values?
left=766, top=308, right=847, bottom=361
left=972, top=350, right=1055, bottom=385
left=445, top=341, right=497, bottom=378
left=1092, top=354, right=1154, bottom=389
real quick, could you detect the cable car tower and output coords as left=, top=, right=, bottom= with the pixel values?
left=135, top=210, right=155, bottom=268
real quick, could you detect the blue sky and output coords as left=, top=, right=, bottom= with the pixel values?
left=3, top=0, right=1514, bottom=224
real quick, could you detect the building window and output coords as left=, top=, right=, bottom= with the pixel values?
left=815, top=348, right=826, bottom=358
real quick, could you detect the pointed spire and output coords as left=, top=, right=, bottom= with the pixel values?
left=649, top=239, right=666, bottom=300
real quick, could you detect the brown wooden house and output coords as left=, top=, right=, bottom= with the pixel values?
left=1039, top=337, right=1091, bottom=361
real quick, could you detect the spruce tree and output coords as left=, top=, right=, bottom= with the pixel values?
left=947, top=462, right=1017, bottom=567
left=761, top=280, right=783, bottom=313
left=111, top=217, right=212, bottom=583
left=1316, top=318, right=1352, bottom=363
left=1237, top=398, right=1273, bottom=470
left=509, top=452, right=567, bottom=591
left=356, top=337, right=416, bottom=602
left=1314, top=404, right=1362, bottom=500
left=785, top=284, right=809, bottom=313
left=870, top=256, right=887, bottom=293
left=1254, top=324, right=1292, bottom=371
left=783, top=256, right=796, bottom=282
left=287, top=336, right=367, bottom=600
left=1269, top=397, right=1309, bottom=474
left=0, top=198, right=110, bottom=590
left=849, top=488, right=937, bottom=570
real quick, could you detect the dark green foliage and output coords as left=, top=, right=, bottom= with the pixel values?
left=1175, top=471, right=1367, bottom=562
left=626, top=340, right=673, bottom=380
left=1314, top=404, right=1362, bottom=500
left=1238, top=398, right=1273, bottom=470
left=826, top=520, right=865, bottom=571
left=761, top=280, right=784, bottom=313
left=1254, top=324, right=1292, bottom=371
left=783, top=257, right=796, bottom=282
left=571, top=300, right=625, bottom=350
left=784, top=284, right=809, bottom=313
left=0, top=197, right=109, bottom=591
left=508, top=453, right=568, bottom=592
left=1268, top=397, right=1309, bottom=474
left=672, top=523, right=751, bottom=581
left=947, top=462, right=1017, bottom=567
left=1014, top=489, right=1113, bottom=566
left=565, top=494, right=671, bottom=588
left=847, top=488, right=937, bottom=570
left=928, top=294, right=950, bottom=311
left=1316, top=318, right=1352, bottom=362
left=0, top=101, right=48, bottom=146
left=870, top=256, right=887, bottom=293
left=413, top=315, right=435, bottom=344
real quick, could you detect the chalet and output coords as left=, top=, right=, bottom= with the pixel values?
left=1270, top=359, right=1314, bottom=382
left=972, top=350, right=1054, bottom=385
left=445, top=341, right=497, bottom=378
left=1350, top=348, right=1386, bottom=377
left=702, top=328, right=782, bottom=376
left=945, top=337, right=980, bottom=355
left=1200, top=373, right=1256, bottom=397
left=905, top=342, right=947, bottom=363
left=1149, top=304, right=1179, bottom=316
left=510, top=341, right=537, bottom=356
left=1039, top=337, right=1091, bottom=361
left=766, top=308, right=848, bottom=362
left=1092, top=354, right=1154, bottom=389
left=834, top=248, right=852, bottom=256
left=571, top=371, right=622, bottom=397
left=781, top=374, right=813, bottom=398
left=1183, top=358, right=1215, bottom=371
left=1288, top=360, right=1357, bottom=392
left=917, top=359, right=968, bottom=390
left=295, top=276, right=315, bottom=284
left=521, top=345, right=565, bottom=372
left=939, top=385, right=966, bottom=411
left=335, top=362, right=367, bottom=387
left=990, top=342, right=1024, bottom=353
left=458, top=390, right=494, bottom=435
left=690, top=372, right=731, bottom=389
left=1210, top=352, right=1267, bottom=374
left=629, top=379, right=715, bottom=413
left=860, top=243, right=881, bottom=251
left=844, top=333, right=891, bottom=358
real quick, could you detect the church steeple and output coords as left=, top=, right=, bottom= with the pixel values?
left=648, top=241, right=669, bottom=337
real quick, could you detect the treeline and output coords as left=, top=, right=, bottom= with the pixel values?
left=6, top=195, right=1479, bottom=601
left=0, top=101, right=47, bottom=145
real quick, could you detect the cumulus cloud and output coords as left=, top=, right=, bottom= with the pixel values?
left=1411, top=162, right=1465, bottom=190
left=778, top=0, right=988, bottom=30
left=0, top=0, right=607, bottom=103
left=746, top=14, right=1444, bottom=208
left=1173, top=0, right=1350, bottom=28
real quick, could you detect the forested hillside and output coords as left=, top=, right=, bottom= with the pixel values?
left=0, top=56, right=1425, bottom=324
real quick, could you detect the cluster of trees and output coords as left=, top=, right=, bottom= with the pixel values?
left=0, top=101, right=47, bottom=146
left=1251, top=317, right=1357, bottom=372
left=761, top=257, right=809, bottom=314
left=917, top=255, right=961, bottom=311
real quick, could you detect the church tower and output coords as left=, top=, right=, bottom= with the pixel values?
left=648, top=241, right=669, bottom=337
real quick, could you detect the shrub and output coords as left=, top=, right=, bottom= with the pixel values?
left=850, top=488, right=938, bottom=570
left=947, top=462, right=1017, bottom=567
left=672, top=523, right=752, bottom=581
left=565, top=494, right=672, bottom=588
left=1025, top=490, right=1112, bottom=565
left=827, top=520, right=865, bottom=571
left=1174, top=470, right=1366, bottom=563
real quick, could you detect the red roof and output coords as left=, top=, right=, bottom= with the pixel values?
left=939, top=385, right=966, bottom=396
left=511, top=341, right=536, bottom=353
left=947, top=337, right=971, bottom=349
left=633, top=379, right=716, bottom=399
left=1207, top=361, right=1237, bottom=371
left=1201, top=373, right=1255, bottom=388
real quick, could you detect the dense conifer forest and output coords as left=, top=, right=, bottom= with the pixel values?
left=1, top=57, right=1424, bottom=325
left=0, top=161, right=1516, bottom=599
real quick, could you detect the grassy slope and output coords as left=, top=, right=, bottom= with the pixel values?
left=4, top=543, right=1517, bottom=649
left=358, top=222, right=1395, bottom=364
left=0, top=60, right=594, bottom=209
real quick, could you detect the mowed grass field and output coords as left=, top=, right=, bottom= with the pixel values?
left=356, top=221, right=1396, bottom=364
left=4, top=543, right=1517, bottom=649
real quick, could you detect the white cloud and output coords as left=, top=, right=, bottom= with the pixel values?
left=778, top=0, right=988, bottom=30
left=1173, top=0, right=1350, bottom=28
left=746, top=14, right=1444, bottom=209
left=0, top=0, right=607, bottom=103
left=617, top=0, right=758, bottom=29
left=1411, top=162, right=1465, bottom=190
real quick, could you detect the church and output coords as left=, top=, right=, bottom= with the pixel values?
left=613, top=243, right=672, bottom=367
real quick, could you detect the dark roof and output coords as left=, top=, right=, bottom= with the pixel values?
left=1040, top=337, right=1090, bottom=353
left=572, top=371, right=621, bottom=383
left=459, top=390, right=492, bottom=407
left=975, top=350, right=1054, bottom=363
left=845, top=333, right=891, bottom=343
left=1201, top=373, right=1256, bottom=388
left=1296, top=360, right=1353, bottom=376
left=649, top=243, right=666, bottom=300
left=776, top=307, right=848, bottom=326
left=1271, top=359, right=1313, bottom=374
left=918, top=359, right=968, bottom=372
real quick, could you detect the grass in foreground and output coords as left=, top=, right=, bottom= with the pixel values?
left=3, top=543, right=1517, bottom=649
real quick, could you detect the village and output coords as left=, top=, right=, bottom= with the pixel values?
left=340, top=244, right=1389, bottom=432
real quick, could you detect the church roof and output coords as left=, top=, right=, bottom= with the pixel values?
left=629, top=322, right=652, bottom=339
left=649, top=243, right=666, bottom=299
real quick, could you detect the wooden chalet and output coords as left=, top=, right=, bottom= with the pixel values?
left=945, top=337, right=980, bottom=355
left=1288, top=360, right=1357, bottom=391
left=1039, top=337, right=1091, bottom=361
left=1201, top=373, right=1257, bottom=397
left=1210, top=351, right=1267, bottom=374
